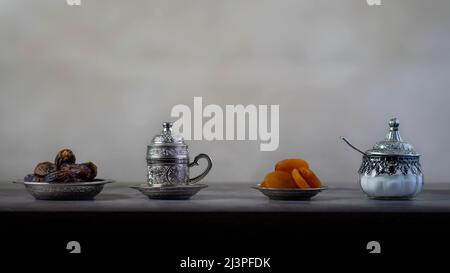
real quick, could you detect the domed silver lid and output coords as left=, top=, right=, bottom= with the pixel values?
left=366, top=118, right=419, bottom=156
left=151, top=122, right=185, bottom=145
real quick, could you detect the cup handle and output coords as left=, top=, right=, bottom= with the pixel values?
left=188, top=154, right=212, bottom=184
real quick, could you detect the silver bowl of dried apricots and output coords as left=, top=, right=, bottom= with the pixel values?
left=253, top=158, right=327, bottom=200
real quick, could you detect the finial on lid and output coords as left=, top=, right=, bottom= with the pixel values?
left=386, top=117, right=402, bottom=141
left=162, top=122, right=173, bottom=132
left=389, top=118, right=400, bottom=131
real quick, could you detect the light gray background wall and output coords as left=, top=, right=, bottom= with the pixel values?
left=1, top=0, right=449, bottom=184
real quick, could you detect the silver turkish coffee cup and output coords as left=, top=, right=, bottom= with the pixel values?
left=146, top=122, right=212, bottom=187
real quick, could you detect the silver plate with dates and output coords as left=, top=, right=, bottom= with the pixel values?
left=14, top=179, right=114, bottom=200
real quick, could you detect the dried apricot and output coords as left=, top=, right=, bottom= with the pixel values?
left=261, top=171, right=297, bottom=188
left=275, top=158, right=309, bottom=173
left=299, top=168, right=322, bottom=188
left=261, top=180, right=269, bottom=188
left=291, top=169, right=310, bottom=189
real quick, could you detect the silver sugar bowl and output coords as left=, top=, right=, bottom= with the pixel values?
left=147, top=122, right=212, bottom=187
left=342, top=118, right=423, bottom=200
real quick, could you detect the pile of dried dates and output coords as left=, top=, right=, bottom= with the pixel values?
left=24, top=149, right=98, bottom=183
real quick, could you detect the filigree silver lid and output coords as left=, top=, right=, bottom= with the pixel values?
left=147, top=122, right=188, bottom=161
left=366, top=118, right=419, bottom=156
left=151, top=122, right=185, bottom=146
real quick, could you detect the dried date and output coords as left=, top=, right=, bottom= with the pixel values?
left=33, top=161, right=57, bottom=177
left=61, top=163, right=94, bottom=181
left=24, top=174, right=44, bottom=182
left=44, top=170, right=74, bottom=183
left=82, top=162, right=97, bottom=181
left=55, top=149, right=76, bottom=169
left=25, top=148, right=99, bottom=183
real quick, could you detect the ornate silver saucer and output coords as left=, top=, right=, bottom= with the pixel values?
left=131, top=184, right=208, bottom=200
left=14, top=179, right=114, bottom=200
left=252, top=185, right=327, bottom=201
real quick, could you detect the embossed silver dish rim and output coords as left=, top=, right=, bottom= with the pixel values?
left=131, top=183, right=208, bottom=191
left=252, top=185, right=328, bottom=191
left=14, top=179, right=115, bottom=186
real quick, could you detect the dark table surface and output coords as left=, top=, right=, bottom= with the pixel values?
left=1, top=182, right=450, bottom=212
left=2, top=182, right=450, bottom=262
